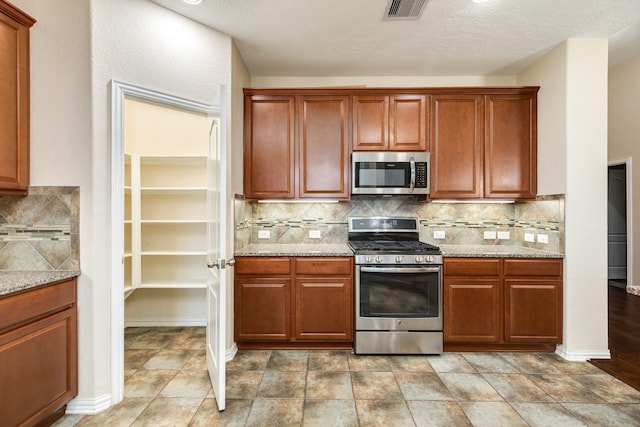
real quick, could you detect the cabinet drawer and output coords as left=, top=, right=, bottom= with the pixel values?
left=295, top=257, right=352, bottom=275
left=0, top=278, right=76, bottom=333
left=235, top=257, right=291, bottom=275
left=444, top=258, right=500, bottom=276
left=504, top=259, right=563, bottom=277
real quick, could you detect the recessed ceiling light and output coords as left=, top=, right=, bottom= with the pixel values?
left=183, top=0, right=202, bottom=5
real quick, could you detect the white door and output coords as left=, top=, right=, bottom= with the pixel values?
left=206, top=113, right=228, bottom=411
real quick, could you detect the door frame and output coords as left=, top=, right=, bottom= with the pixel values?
left=608, top=157, right=633, bottom=287
left=110, top=80, right=217, bottom=404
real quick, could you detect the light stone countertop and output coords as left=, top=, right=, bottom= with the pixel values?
left=235, top=243, right=353, bottom=257
left=235, top=243, right=563, bottom=259
left=0, top=271, right=81, bottom=297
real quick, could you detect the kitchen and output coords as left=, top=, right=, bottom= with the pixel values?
left=1, top=0, right=639, bottom=425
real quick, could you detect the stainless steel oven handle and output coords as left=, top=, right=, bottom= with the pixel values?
left=360, top=266, right=441, bottom=273
left=410, top=157, right=416, bottom=192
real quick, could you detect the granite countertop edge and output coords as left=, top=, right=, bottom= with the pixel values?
left=234, top=243, right=563, bottom=259
left=0, top=271, right=81, bottom=297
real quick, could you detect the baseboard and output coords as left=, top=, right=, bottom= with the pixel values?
left=555, top=344, right=611, bottom=361
left=124, top=318, right=207, bottom=327
left=226, top=342, right=238, bottom=361
left=65, top=393, right=111, bottom=415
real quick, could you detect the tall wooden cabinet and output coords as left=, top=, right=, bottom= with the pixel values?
left=429, top=89, right=538, bottom=200
left=0, top=1, right=35, bottom=195
left=443, top=257, right=562, bottom=351
left=244, top=92, right=350, bottom=200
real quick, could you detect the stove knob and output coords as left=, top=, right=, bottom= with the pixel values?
left=395, top=255, right=404, bottom=263
left=364, top=256, right=372, bottom=263
left=426, top=255, right=433, bottom=263
left=415, top=255, right=424, bottom=263
left=375, top=256, right=383, bottom=263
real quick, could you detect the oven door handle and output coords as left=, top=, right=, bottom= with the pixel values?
left=360, top=266, right=441, bottom=273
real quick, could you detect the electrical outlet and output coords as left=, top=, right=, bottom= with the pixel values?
left=258, top=230, right=270, bottom=239
left=537, top=233, right=549, bottom=244
left=497, top=231, right=510, bottom=240
left=309, top=230, right=321, bottom=239
left=524, top=233, right=535, bottom=242
left=433, top=230, right=446, bottom=239
left=483, top=230, right=497, bottom=240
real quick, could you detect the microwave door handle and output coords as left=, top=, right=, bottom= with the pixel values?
left=410, top=157, right=416, bottom=192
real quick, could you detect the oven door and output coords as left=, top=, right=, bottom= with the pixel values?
left=356, top=264, right=442, bottom=331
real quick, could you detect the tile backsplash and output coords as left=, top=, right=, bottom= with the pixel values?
left=0, top=187, right=80, bottom=271
left=234, top=194, right=564, bottom=254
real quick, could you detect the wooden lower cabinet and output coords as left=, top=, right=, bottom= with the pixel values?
left=0, top=277, right=78, bottom=427
left=444, top=257, right=562, bottom=351
left=234, top=256, right=353, bottom=349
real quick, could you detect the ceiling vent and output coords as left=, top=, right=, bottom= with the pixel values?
left=385, top=0, right=428, bottom=20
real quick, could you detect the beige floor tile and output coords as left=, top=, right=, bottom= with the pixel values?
left=562, top=403, right=640, bottom=426
left=142, top=349, right=194, bottom=370
left=459, top=401, right=529, bottom=427
left=189, top=398, right=252, bottom=426
left=266, top=350, right=309, bottom=371
left=303, top=400, right=358, bottom=427
left=355, top=400, right=415, bottom=427
left=124, top=370, right=177, bottom=398
left=160, top=370, right=212, bottom=398
left=407, top=401, right=472, bottom=427
left=257, top=371, right=307, bottom=398
left=225, top=370, right=263, bottom=399
left=511, top=402, right=587, bottom=426
left=130, top=397, right=202, bottom=427
left=181, top=349, right=207, bottom=371
left=306, top=371, right=353, bottom=399
left=347, top=353, right=391, bottom=371
left=351, top=371, right=403, bottom=400
left=388, top=354, right=434, bottom=372
left=427, top=353, right=475, bottom=373
left=529, top=374, right=607, bottom=403
left=244, top=398, right=304, bottom=427
left=500, top=353, right=562, bottom=374
left=571, top=374, right=640, bottom=403
left=438, top=373, right=504, bottom=401
left=308, top=350, right=350, bottom=371
left=482, top=373, right=554, bottom=402
left=227, top=350, right=271, bottom=371
left=124, top=349, right=160, bottom=370
left=73, top=398, right=151, bottom=427
left=395, top=372, right=453, bottom=400
left=462, top=353, right=519, bottom=373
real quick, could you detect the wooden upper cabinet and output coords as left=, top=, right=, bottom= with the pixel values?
left=484, top=93, right=537, bottom=200
left=353, top=94, right=427, bottom=151
left=244, top=95, right=296, bottom=199
left=244, top=92, right=350, bottom=200
left=352, top=95, right=388, bottom=150
left=429, top=95, right=485, bottom=198
left=0, top=2, right=35, bottom=195
left=298, top=96, right=350, bottom=199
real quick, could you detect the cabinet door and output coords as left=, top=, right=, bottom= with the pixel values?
left=244, top=95, right=295, bottom=199
left=298, top=96, right=350, bottom=199
left=430, top=95, right=484, bottom=198
left=504, top=280, right=562, bottom=343
left=294, top=277, right=353, bottom=341
left=444, top=278, right=502, bottom=343
left=353, top=95, right=389, bottom=150
left=389, top=95, right=427, bottom=151
left=0, top=5, right=34, bottom=195
left=234, top=277, right=290, bottom=341
left=484, top=94, right=537, bottom=199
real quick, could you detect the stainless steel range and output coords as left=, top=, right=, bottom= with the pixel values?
left=348, top=217, right=443, bottom=355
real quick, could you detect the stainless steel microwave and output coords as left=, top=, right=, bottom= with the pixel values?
left=352, top=151, right=430, bottom=195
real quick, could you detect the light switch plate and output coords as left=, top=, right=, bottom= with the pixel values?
left=497, top=231, right=510, bottom=240
left=537, top=233, right=549, bottom=244
left=483, top=231, right=497, bottom=240
left=258, top=230, right=270, bottom=239
left=524, top=233, right=535, bottom=242
left=433, top=230, right=446, bottom=239
left=309, top=230, right=321, bottom=239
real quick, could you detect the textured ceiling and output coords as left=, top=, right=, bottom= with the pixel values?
left=150, top=0, right=640, bottom=76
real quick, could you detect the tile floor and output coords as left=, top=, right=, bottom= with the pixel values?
left=53, top=327, right=640, bottom=426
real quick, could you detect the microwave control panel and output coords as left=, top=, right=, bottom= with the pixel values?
left=415, top=162, right=427, bottom=188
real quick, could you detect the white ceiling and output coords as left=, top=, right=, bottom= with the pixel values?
left=150, top=0, right=640, bottom=77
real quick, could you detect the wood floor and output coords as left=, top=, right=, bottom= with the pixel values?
left=589, top=285, right=640, bottom=391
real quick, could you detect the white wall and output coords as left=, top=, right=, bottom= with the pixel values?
left=12, top=0, right=234, bottom=411
left=609, top=56, right=640, bottom=289
left=518, top=39, right=610, bottom=359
